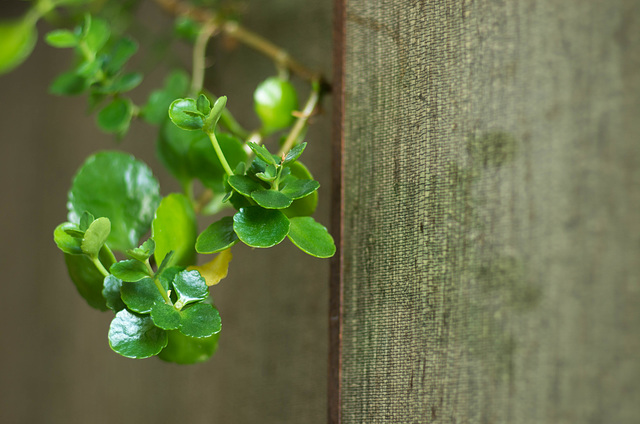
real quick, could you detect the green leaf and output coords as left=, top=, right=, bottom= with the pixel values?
left=251, top=189, right=293, bottom=209
left=151, top=302, right=181, bottom=330
left=197, top=94, right=211, bottom=115
left=54, top=222, right=83, bottom=255
left=233, top=207, right=290, bottom=248
left=79, top=211, right=95, bottom=231
left=255, top=164, right=277, bottom=182
left=283, top=142, right=307, bottom=165
left=227, top=175, right=264, bottom=197
left=104, top=37, right=138, bottom=75
left=287, top=216, right=335, bottom=258
left=110, top=259, right=150, bottom=282
left=81, top=217, right=111, bottom=257
left=126, top=239, right=155, bottom=262
left=141, top=70, right=189, bottom=125
left=280, top=178, right=320, bottom=200
left=282, top=161, right=318, bottom=217
left=84, top=16, right=111, bottom=53
left=253, top=77, right=298, bottom=134
left=202, top=96, right=226, bottom=133
left=121, top=277, right=166, bottom=314
left=173, top=16, right=201, bottom=43
left=0, top=18, right=37, bottom=75
left=102, top=72, right=143, bottom=94
left=68, top=151, right=161, bottom=252
left=156, top=264, right=181, bottom=289
left=102, top=275, right=125, bottom=312
left=172, top=270, right=209, bottom=307
left=50, top=71, right=89, bottom=96
left=64, top=246, right=115, bottom=311
left=152, top=193, right=197, bottom=268
left=247, top=142, right=276, bottom=165
left=97, top=98, right=133, bottom=134
left=45, top=29, right=77, bottom=48
left=196, top=216, right=238, bottom=254
left=179, top=303, right=221, bottom=338
left=108, top=309, right=168, bottom=359
left=158, top=331, right=219, bottom=364
left=169, top=98, right=204, bottom=130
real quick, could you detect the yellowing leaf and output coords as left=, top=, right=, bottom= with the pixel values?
left=187, top=249, right=232, bottom=286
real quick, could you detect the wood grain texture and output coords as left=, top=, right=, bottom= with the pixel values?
left=340, top=0, right=640, bottom=422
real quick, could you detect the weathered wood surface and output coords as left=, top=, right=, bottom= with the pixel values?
left=338, top=0, right=640, bottom=422
left=0, top=1, right=331, bottom=423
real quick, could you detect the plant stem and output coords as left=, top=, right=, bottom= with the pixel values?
left=278, top=81, right=321, bottom=156
left=151, top=0, right=326, bottom=85
left=153, top=277, right=173, bottom=305
left=190, top=23, right=216, bottom=96
left=207, top=131, right=234, bottom=176
left=91, top=257, right=110, bottom=278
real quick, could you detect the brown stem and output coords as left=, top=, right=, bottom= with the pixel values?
left=151, top=0, right=329, bottom=86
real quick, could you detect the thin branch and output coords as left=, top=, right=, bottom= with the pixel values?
left=278, top=82, right=321, bottom=156
left=151, top=0, right=329, bottom=86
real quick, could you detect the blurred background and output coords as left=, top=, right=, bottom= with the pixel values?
left=0, top=1, right=332, bottom=423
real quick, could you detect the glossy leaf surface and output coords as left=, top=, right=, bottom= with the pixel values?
left=280, top=179, right=319, bottom=200
left=287, top=216, right=336, bottom=258
left=121, top=277, right=166, bottom=314
left=233, top=207, right=290, bottom=248
left=228, top=175, right=264, bottom=196
left=151, top=303, right=181, bottom=330
left=158, top=331, right=219, bottom=364
left=102, top=275, right=125, bottom=312
left=68, top=151, right=161, bottom=252
left=282, top=161, right=318, bottom=217
left=108, top=309, right=168, bottom=359
left=126, top=239, right=155, bottom=262
left=172, top=270, right=209, bottom=307
left=54, top=222, right=83, bottom=255
left=110, top=259, right=150, bottom=282
left=169, top=98, right=204, bottom=130
left=251, top=189, right=293, bottom=209
left=152, top=193, right=197, bottom=268
left=196, top=217, right=238, bottom=254
left=179, top=303, right=221, bottom=338
left=283, top=142, right=307, bottom=165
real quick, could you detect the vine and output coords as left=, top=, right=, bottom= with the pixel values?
left=0, top=0, right=333, bottom=364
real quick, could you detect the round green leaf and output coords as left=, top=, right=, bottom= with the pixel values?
left=287, top=216, right=335, bottom=258
left=84, top=16, right=111, bottom=53
left=152, top=193, right=197, bottom=268
left=64, top=247, right=115, bottom=311
left=97, top=98, right=133, bottom=133
left=228, top=175, right=264, bottom=197
left=251, top=189, right=293, bottom=209
left=253, top=77, right=298, bottom=133
left=108, top=309, right=168, bottom=359
left=54, top=222, right=83, bottom=255
left=158, top=331, right=219, bottom=364
left=179, top=303, right=221, bottom=338
left=45, top=29, right=77, bottom=48
left=169, top=98, right=205, bottom=130
left=282, top=161, right=318, bottom=218
left=110, top=259, right=150, bottom=282
left=196, top=216, right=238, bottom=254
left=103, top=275, right=125, bottom=312
left=233, top=207, right=290, bottom=248
left=0, top=18, right=37, bottom=75
left=81, top=217, right=111, bottom=258
left=104, top=37, right=138, bottom=75
left=172, top=270, right=209, bottom=307
left=280, top=179, right=320, bottom=200
left=68, top=151, right=161, bottom=252
left=121, top=278, right=166, bottom=314
left=151, top=302, right=181, bottom=330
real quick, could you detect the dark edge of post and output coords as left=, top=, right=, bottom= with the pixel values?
left=329, top=0, right=345, bottom=422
